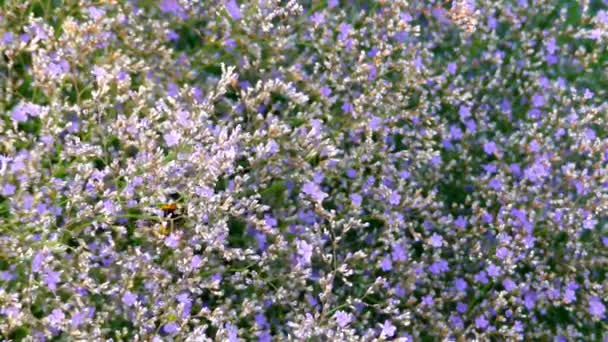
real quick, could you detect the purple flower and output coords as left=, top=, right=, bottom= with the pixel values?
left=1, top=183, right=15, bottom=196
left=191, top=255, right=202, bottom=269
left=495, top=247, right=510, bottom=260
left=10, top=106, right=28, bottom=123
left=164, top=233, right=180, bottom=248
left=70, top=311, right=87, bottom=328
left=475, top=315, right=489, bottom=330
left=350, top=193, right=362, bottom=207
left=43, top=270, right=61, bottom=291
left=301, top=181, right=327, bottom=203
left=48, top=308, right=65, bottom=327
left=341, top=101, right=353, bottom=114
left=255, top=313, right=267, bottom=328
left=163, top=322, right=180, bottom=334
left=320, top=86, right=332, bottom=98
left=455, top=278, right=468, bottom=292
left=296, top=239, right=313, bottom=265
left=488, top=177, right=502, bottom=191
left=264, top=214, right=277, bottom=228
left=334, top=310, right=353, bottom=328
left=483, top=141, right=498, bottom=155
left=258, top=331, right=271, bottom=342
left=450, top=125, right=463, bottom=140
left=429, top=259, right=449, bottom=275
left=369, top=116, right=382, bottom=131
left=563, top=288, right=576, bottom=304
left=87, top=6, right=105, bottom=20
left=459, top=105, right=471, bottom=121
left=380, top=255, right=393, bottom=271
left=391, top=243, right=407, bottom=262
left=160, top=0, right=186, bottom=18
left=164, top=131, right=181, bottom=147
left=447, top=62, right=457, bottom=75
left=524, top=291, right=537, bottom=310
left=454, top=216, right=467, bottom=229
left=531, top=93, right=544, bottom=108
left=588, top=296, right=605, bottom=319
left=456, top=302, right=468, bottom=314
left=388, top=191, right=401, bottom=205
left=583, top=216, right=597, bottom=230
left=429, top=233, right=444, bottom=248
left=122, top=291, right=137, bottom=306
left=486, top=264, right=501, bottom=277
left=380, top=320, right=396, bottom=337
left=465, top=119, right=477, bottom=133
left=310, top=12, right=325, bottom=25
left=225, top=0, right=242, bottom=20
left=422, top=294, right=434, bottom=306
left=2, top=32, right=14, bottom=45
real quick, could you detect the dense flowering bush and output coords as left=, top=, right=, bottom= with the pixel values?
left=0, top=0, right=607, bottom=340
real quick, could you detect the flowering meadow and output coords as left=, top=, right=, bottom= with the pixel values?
left=0, top=0, right=607, bottom=340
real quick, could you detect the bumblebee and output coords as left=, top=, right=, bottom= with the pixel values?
left=157, top=192, right=186, bottom=237
left=161, top=203, right=179, bottom=218
left=154, top=222, right=171, bottom=238
left=160, top=192, right=183, bottom=219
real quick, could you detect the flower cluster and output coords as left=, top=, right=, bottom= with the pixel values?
left=0, top=0, right=607, bottom=340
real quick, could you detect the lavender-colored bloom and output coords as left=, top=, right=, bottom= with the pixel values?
left=388, top=191, right=401, bottom=205
left=524, top=291, right=537, bottom=310
left=486, top=264, right=501, bottom=277
left=334, top=310, right=352, bottom=328
left=48, top=308, right=65, bottom=327
left=531, top=93, right=545, bottom=107
left=164, top=233, right=180, bottom=248
left=369, top=116, right=382, bottom=131
left=70, top=311, right=87, bottom=328
left=258, top=331, right=271, bottom=342
left=31, top=252, right=44, bottom=273
left=380, top=320, right=396, bottom=337
left=163, top=322, right=180, bottom=334
left=429, top=233, right=444, bottom=248
left=455, top=278, right=468, bottom=292
left=450, top=125, right=463, bottom=140
left=296, top=239, right=313, bottom=265
left=588, top=296, right=605, bottom=319
left=2, top=183, right=15, bottom=196
left=122, top=291, right=137, bottom=306
left=459, top=105, right=471, bottom=121
left=465, top=119, right=477, bottom=132
left=475, top=315, right=489, bottom=330
left=391, top=243, right=407, bottom=262
left=320, top=86, right=332, bottom=98
left=43, top=270, right=61, bottom=291
left=164, top=131, right=181, bottom=147
left=429, top=259, right=448, bottom=275
left=2, top=32, right=14, bottom=45
left=495, top=247, right=510, bottom=260
left=380, top=255, right=392, bottom=271
left=301, top=181, right=328, bottom=203
left=350, top=193, right=362, bottom=207
left=310, top=12, right=325, bottom=25
left=483, top=141, right=498, bottom=155
left=447, top=62, right=457, bottom=75
left=422, top=294, right=434, bottom=306
left=160, top=0, right=186, bottom=18
left=341, top=101, right=353, bottom=114
left=225, top=0, right=242, bottom=20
